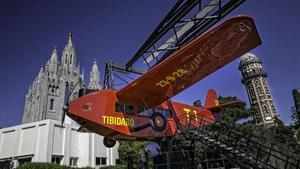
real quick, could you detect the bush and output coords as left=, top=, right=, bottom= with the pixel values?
left=17, top=162, right=94, bottom=169
left=118, top=141, right=148, bottom=165
left=100, top=165, right=126, bottom=169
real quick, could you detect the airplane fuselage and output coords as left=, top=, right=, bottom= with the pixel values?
left=68, top=89, right=216, bottom=141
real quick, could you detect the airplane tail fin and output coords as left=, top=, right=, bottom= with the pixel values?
left=204, top=89, right=245, bottom=113
left=204, top=89, right=219, bottom=109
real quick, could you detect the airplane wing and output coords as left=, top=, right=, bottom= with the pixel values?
left=117, top=16, right=261, bottom=108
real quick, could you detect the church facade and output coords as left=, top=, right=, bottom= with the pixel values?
left=22, top=33, right=86, bottom=124
left=0, top=33, right=118, bottom=169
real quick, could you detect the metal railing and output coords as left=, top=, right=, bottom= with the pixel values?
left=176, top=113, right=300, bottom=169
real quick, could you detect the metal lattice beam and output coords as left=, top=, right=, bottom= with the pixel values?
left=103, top=60, right=144, bottom=89
left=125, top=0, right=246, bottom=70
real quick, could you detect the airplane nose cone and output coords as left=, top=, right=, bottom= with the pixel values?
left=67, top=90, right=106, bottom=125
left=68, top=97, right=91, bottom=117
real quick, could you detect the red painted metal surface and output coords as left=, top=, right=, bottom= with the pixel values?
left=116, top=16, right=261, bottom=108
left=67, top=16, right=261, bottom=142
left=68, top=89, right=217, bottom=140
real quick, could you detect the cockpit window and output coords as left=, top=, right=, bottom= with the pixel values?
left=115, top=103, right=123, bottom=113
left=156, top=108, right=171, bottom=118
left=124, top=104, right=134, bottom=114
left=138, top=107, right=171, bottom=118
left=138, top=108, right=154, bottom=116
left=115, top=102, right=134, bottom=114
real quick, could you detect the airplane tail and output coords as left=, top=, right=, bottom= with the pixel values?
left=204, top=89, right=219, bottom=110
left=204, top=89, right=245, bottom=113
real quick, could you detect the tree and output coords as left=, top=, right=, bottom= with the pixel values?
left=118, top=141, right=149, bottom=166
left=218, top=95, right=252, bottom=124
left=204, top=95, right=300, bottom=166
left=218, top=95, right=299, bottom=150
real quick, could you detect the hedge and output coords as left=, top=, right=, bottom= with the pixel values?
left=99, top=165, right=126, bottom=169
left=17, top=162, right=93, bottom=169
left=17, top=162, right=126, bottom=169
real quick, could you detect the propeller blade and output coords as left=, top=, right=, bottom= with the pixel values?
left=61, top=80, right=80, bottom=126
left=61, top=82, right=70, bottom=126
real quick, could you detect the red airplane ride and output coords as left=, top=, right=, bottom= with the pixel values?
left=66, top=16, right=261, bottom=148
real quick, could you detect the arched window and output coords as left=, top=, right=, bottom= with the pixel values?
left=70, top=82, right=74, bottom=89
left=56, top=86, right=59, bottom=95
left=50, top=99, right=54, bottom=110
left=70, top=55, right=72, bottom=64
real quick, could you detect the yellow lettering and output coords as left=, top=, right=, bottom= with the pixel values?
left=166, top=76, right=176, bottom=81
left=214, top=99, right=219, bottom=106
left=109, top=117, right=113, bottom=124
left=121, top=118, right=126, bottom=126
left=156, top=68, right=188, bottom=88
left=126, top=119, right=130, bottom=126
left=183, top=108, right=191, bottom=122
left=156, top=80, right=169, bottom=87
left=177, top=68, right=188, bottom=74
left=117, top=117, right=121, bottom=125
left=102, top=115, right=135, bottom=127
left=193, top=110, right=198, bottom=122
left=102, top=116, right=106, bottom=123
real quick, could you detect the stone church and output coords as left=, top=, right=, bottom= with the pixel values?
left=0, top=33, right=118, bottom=169
left=22, top=33, right=101, bottom=124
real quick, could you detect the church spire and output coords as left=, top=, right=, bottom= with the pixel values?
left=81, top=67, right=85, bottom=82
left=92, top=60, right=99, bottom=74
left=47, top=47, right=58, bottom=74
left=67, top=32, right=73, bottom=46
left=50, top=47, right=58, bottom=63
left=88, top=60, right=101, bottom=90
left=62, top=33, right=77, bottom=70
left=37, top=66, right=44, bottom=80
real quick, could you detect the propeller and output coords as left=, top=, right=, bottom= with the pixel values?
left=62, top=82, right=70, bottom=126
left=61, top=80, right=80, bottom=126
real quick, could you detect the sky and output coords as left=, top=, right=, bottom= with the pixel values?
left=0, top=0, right=299, bottom=128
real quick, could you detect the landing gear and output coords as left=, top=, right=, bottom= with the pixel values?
left=150, top=113, right=167, bottom=132
left=103, top=137, right=116, bottom=148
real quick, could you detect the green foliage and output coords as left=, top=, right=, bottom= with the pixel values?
left=211, top=95, right=300, bottom=158
left=17, top=162, right=126, bottom=169
left=100, top=165, right=126, bottom=169
left=218, top=95, right=251, bottom=124
left=117, top=141, right=149, bottom=166
left=193, top=99, right=202, bottom=107
left=218, top=95, right=238, bottom=105
left=291, top=110, right=300, bottom=126
left=17, top=162, right=93, bottom=169
left=254, top=122, right=299, bottom=153
left=218, top=95, right=300, bottom=155
left=292, top=89, right=300, bottom=127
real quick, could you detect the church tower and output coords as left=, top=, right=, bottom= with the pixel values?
left=44, top=47, right=62, bottom=121
left=61, top=33, right=82, bottom=101
left=22, top=33, right=83, bottom=124
left=239, top=53, right=277, bottom=125
left=61, top=33, right=78, bottom=75
left=88, top=60, right=102, bottom=90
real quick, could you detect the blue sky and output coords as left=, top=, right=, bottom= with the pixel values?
left=0, top=0, right=299, bottom=128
